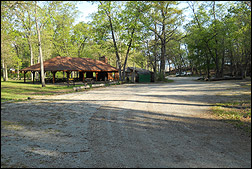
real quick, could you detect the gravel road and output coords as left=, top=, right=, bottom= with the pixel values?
left=1, top=77, right=251, bottom=168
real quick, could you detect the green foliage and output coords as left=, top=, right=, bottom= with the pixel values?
left=156, top=72, right=166, bottom=82
left=155, top=72, right=174, bottom=83
left=1, top=1, right=251, bottom=82
left=50, top=1, right=79, bottom=57
left=185, top=1, right=251, bottom=77
left=71, top=22, right=90, bottom=57
left=143, top=1, right=184, bottom=74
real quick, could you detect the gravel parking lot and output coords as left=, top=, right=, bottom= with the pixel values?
left=1, top=76, right=251, bottom=168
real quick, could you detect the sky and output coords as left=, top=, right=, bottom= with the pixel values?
left=75, top=1, right=98, bottom=24
left=75, top=1, right=231, bottom=25
left=74, top=1, right=191, bottom=25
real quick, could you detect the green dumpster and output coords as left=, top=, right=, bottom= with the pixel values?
left=139, top=74, right=151, bottom=83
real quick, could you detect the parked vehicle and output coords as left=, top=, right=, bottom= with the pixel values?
left=181, top=72, right=186, bottom=76
left=176, top=72, right=186, bottom=76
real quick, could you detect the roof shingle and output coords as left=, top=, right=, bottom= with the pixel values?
left=21, top=56, right=118, bottom=72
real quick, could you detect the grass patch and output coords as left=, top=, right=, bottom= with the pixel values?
left=1, top=79, right=83, bottom=102
left=156, top=79, right=174, bottom=83
left=1, top=121, right=25, bottom=131
left=1, top=79, right=121, bottom=102
left=164, top=79, right=174, bottom=83
left=212, top=100, right=251, bottom=134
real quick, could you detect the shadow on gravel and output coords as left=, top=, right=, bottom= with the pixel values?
left=31, top=98, right=216, bottom=107
left=1, top=78, right=251, bottom=167
left=1, top=99, right=251, bottom=168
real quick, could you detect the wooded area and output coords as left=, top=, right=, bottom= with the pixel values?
left=1, top=1, right=251, bottom=86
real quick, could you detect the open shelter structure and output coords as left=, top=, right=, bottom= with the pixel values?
left=20, top=56, right=119, bottom=84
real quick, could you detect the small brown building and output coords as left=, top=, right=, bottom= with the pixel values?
left=125, top=67, right=154, bottom=83
left=20, top=56, right=118, bottom=84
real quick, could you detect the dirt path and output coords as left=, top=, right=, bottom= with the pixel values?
left=1, top=77, right=251, bottom=167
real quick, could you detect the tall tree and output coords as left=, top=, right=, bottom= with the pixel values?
left=186, top=1, right=217, bottom=78
left=1, top=1, right=18, bottom=81
left=13, top=1, right=36, bottom=80
left=141, top=1, right=183, bottom=78
left=52, top=1, right=79, bottom=57
left=35, top=1, right=45, bottom=87
left=71, top=22, right=91, bottom=57
left=185, top=1, right=251, bottom=78
left=120, top=1, right=145, bottom=81
left=98, top=1, right=122, bottom=80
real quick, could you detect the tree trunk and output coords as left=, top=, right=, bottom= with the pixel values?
left=160, top=39, right=166, bottom=77
left=2, top=58, right=5, bottom=81
left=153, top=22, right=158, bottom=81
left=109, top=19, right=121, bottom=81
left=14, top=43, right=20, bottom=80
left=242, top=50, right=248, bottom=79
left=207, top=54, right=210, bottom=79
left=160, top=10, right=166, bottom=78
left=101, top=1, right=122, bottom=81
left=5, top=64, right=8, bottom=81
left=230, top=50, right=234, bottom=76
left=122, top=28, right=135, bottom=81
left=220, top=39, right=225, bottom=77
left=213, top=1, right=220, bottom=78
left=17, top=65, right=20, bottom=80
left=35, top=1, right=45, bottom=87
left=220, top=37, right=225, bottom=78
left=214, top=51, right=220, bottom=77
left=158, top=7, right=166, bottom=79
left=2, top=58, right=8, bottom=81
left=78, top=42, right=85, bottom=57
left=28, top=41, right=34, bottom=81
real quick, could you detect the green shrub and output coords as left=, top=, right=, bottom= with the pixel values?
left=156, top=72, right=165, bottom=81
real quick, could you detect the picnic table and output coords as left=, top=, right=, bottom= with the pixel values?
left=68, top=78, right=75, bottom=86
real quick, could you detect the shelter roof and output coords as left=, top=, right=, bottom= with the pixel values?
left=20, top=56, right=118, bottom=72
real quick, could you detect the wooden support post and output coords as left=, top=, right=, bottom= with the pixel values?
left=24, top=71, right=27, bottom=83
left=39, top=71, right=41, bottom=83
left=83, top=72, right=85, bottom=82
left=32, top=71, right=35, bottom=84
left=67, top=71, right=70, bottom=87
left=52, top=71, right=56, bottom=84
left=40, top=71, right=42, bottom=83
left=96, top=72, right=98, bottom=81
